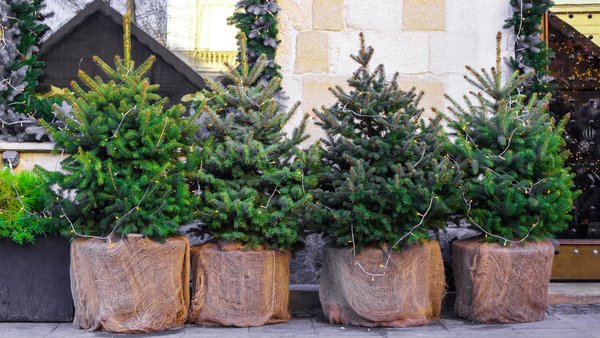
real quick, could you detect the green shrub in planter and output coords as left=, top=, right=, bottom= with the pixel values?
left=311, top=34, right=459, bottom=328
left=0, top=168, right=52, bottom=244
left=40, top=16, right=194, bottom=333
left=0, top=168, right=72, bottom=322
left=184, top=35, right=320, bottom=327
left=444, top=33, right=576, bottom=323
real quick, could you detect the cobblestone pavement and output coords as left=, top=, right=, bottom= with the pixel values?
left=2, top=305, right=600, bottom=337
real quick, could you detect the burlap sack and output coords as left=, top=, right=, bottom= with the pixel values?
left=70, top=235, right=190, bottom=333
left=319, top=241, right=445, bottom=327
left=188, top=242, right=291, bottom=327
left=452, top=238, right=554, bottom=323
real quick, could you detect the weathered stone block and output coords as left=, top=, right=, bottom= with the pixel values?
left=276, top=14, right=297, bottom=73
left=329, top=31, right=429, bottom=76
left=301, top=75, right=346, bottom=144
left=279, top=0, right=313, bottom=31
left=429, top=32, right=479, bottom=74
left=397, top=75, right=446, bottom=118
left=290, top=233, right=326, bottom=284
left=302, top=75, right=345, bottom=112
left=295, top=32, right=329, bottom=73
left=313, top=0, right=344, bottom=31
left=345, top=0, right=402, bottom=31
left=403, top=0, right=446, bottom=31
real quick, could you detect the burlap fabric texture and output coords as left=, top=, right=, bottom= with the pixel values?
left=452, top=238, right=554, bottom=323
left=188, top=242, right=291, bottom=327
left=319, top=240, right=445, bottom=327
left=70, top=235, right=190, bottom=333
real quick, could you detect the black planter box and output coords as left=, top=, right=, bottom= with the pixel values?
left=0, top=235, right=73, bottom=322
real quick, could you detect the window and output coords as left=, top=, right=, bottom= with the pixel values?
left=166, top=0, right=238, bottom=73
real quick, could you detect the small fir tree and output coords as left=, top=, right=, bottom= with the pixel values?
left=0, top=0, right=52, bottom=141
left=312, top=34, right=459, bottom=251
left=186, top=35, right=319, bottom=250
left=0, top=168, right=54, bottom=244
left=444, top=34, right=576, bottom=244
left=41, top=16, right=195, bottom=240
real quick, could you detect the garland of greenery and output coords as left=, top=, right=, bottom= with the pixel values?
left=229, top=0, right=281, bottom=85
left=504, top=0, right=556, bottom=98
left=0, top=0, right=51, bottom=142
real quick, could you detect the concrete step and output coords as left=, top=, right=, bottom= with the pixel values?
left=289, top=284, right=321, bottom=316
left=549, top=283, right=600, bottom=305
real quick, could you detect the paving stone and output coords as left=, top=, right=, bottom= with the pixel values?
left=184, top=326, right=248, bottom=337
left=311, top=318, right=386, bottom=336
left=47, top=324, right=186, bottom=338
left=44, top=323, right=98, bottom=338
left=383, top=322, right=453, bottom=337
left=248, top=319, right=316, bottom=336
left=0, top=322, right=58, bottom=338
left=512, top=328, right=594, bottom=338
left=4, top=307, right=600, bottom=337
left=508, top=316, right=576, bottom=330
left=447, top=331, right=522, bottom=338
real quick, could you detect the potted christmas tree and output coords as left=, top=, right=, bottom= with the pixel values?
left=185, top=35, right=319, bottom=327
left=0, top=168, right=72, bottom=322
left=40, top=16, right=195, bottom=333
left=445, top=34, right=576, bottom=323
left=312, top=34, right=459, bottom=328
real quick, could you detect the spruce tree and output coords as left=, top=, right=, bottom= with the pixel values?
left=444, top=34, right=576, bottom=244
left=0, top=0, right=51, bottom=141
left=312, top=34, right=459, bottom=251
left=186, top=35, right=319, bottom=250
left=41, top=16, right=195, bottom=240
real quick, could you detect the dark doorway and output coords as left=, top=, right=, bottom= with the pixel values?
left=548, top=13, right=600, bottom=240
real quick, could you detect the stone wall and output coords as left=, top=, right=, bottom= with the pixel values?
left=278, top=0, right=514, bottom=143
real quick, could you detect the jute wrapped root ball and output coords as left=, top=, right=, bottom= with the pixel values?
left=184, top=34, right=319, bottom=327
left=310, top=34, right=459, bottom=328
left=453, top=238, right=554, bottom=323
left=444, top=34, right=575, bottom=324
left=320, top=241, right=445, bottom=327
left=71, top=235, right=190, bottom=333
left=188, top=242, right=291, bottom=327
